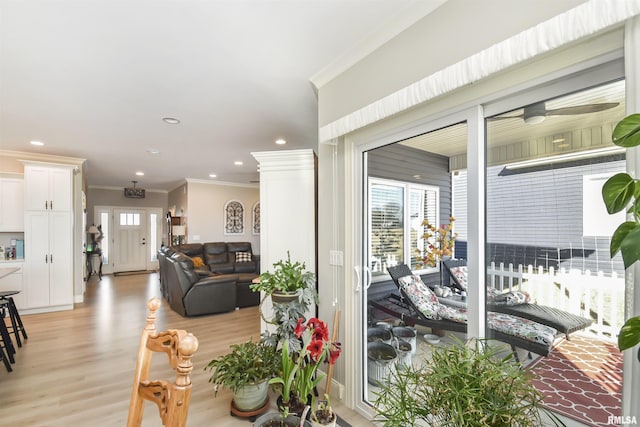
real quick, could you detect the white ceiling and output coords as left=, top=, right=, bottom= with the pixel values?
left=0, top=0, right=445, bottom=191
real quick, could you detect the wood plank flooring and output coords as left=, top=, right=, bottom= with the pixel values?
left=0, top=272, right=373, bottom=427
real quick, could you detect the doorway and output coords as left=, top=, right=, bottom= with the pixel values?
left=93, top=206, right=163, bottom=275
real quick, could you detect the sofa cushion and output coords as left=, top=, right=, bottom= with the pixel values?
left=173, top=243, right=203, bottom=257
left=228, top=242, right=252, bottom=253
left=210, top=263, right=235, bottom=274
left=204, top=242, right=228, bottom=265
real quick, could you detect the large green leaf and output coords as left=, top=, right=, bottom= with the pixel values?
left=619, top=316, right=640, bottom=351
left=612, top=113, right=640, bottom=147
left=610, top=221, right=637, bottom=257
left=603, top=173, right=636, bottom=214
left=620, top=224, right=640, bottom=269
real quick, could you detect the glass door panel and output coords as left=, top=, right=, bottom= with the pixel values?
left=484, top=80, right=626, bottom=368
left=363, top=122, right=468, bottom=407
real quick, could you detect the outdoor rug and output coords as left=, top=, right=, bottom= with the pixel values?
left=529, top=335, right=622, bottom=426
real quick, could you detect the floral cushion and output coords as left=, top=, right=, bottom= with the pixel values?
left=487, top=312, right=556, bottom=347
left=487, top=289, right=531, bottom=306
left=448, top=265, right=468, bottom=290
left=438, top=305, right=468, bottom=324
left=398, top=275, right=441, bottom=319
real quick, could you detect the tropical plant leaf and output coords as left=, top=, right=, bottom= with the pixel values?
left=610, top=221, right=637, bottom=258
left=602, top=173, right=635, bottom=214
left=612, top=113, right=640, bottom=147
left=619, top=316, right=640, bottom=350
left=620, top=225, right=640, bottom=269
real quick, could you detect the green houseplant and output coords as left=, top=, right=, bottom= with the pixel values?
left=250, top=251, right=316, bottom=302
left=373, top=338, right=561, bottom=427
left=251, top=251, right=319, bottom=349
left=601, top=113, right=640, bottom=354
left=204, top=339, right=279, bottom=412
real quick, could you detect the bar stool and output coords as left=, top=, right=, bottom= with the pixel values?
left=0, top=300, right=15, bottom=371
left=0, top=291, right=28, bottom=348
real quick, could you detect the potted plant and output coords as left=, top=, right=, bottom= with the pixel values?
left=372, top=338, right=564, bottom=427
left=204, top=339, right=279, bottom=413
left=250, top=251, right=317, bottom=304
left=269, top=317, right=342, bottom=419
left=601, top=113, right=640, bottom=355
left=309, top=394, right=337, bottom=427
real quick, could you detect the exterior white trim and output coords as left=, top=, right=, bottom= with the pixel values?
left=319, top=0, right=640, bottom=143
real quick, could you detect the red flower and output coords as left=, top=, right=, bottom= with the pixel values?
left=307, top=339, right=324, bottom=361
left=312, top=321, right=329, bottom=342
left=328, top=342, right=342, bottom=365
left=294, top=318, right=306, bottom=338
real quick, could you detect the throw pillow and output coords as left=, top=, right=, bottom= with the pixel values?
left=235, top=251, right=252, bottom=263
left=191, top=256, right=205, bottom=268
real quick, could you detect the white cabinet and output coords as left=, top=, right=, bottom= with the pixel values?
left=0, top=262, right=24, bottom=309
left=24, top=165, right=72, bottom=212
left=22, top=162, right=74, bottom=312
left=0, top=178, right=24, bottom=231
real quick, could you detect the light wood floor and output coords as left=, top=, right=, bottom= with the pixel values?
left=0, top=272, right=373, bottom=427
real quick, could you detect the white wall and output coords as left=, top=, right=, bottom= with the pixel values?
left=317, top=0, right=587, bottom=127
left=185, top=180, right=260, bottom=251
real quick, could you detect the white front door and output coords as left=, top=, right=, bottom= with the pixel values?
left=113, top=209, right=147, bottom=273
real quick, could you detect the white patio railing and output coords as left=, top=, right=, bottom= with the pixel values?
left=487, top=262, right=625, bottom=341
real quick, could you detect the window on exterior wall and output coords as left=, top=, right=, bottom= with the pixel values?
left=369, top=178, right=439, bottom=277
left=120, top=212, right=140, bottom=226
left=100, top=211, right=109, bottom=264
left=149, top=213, right=157, bottom=262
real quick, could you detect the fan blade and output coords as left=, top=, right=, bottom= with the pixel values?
left=545, top=102, right=619, bottom=116
left=487, top=114, right=524, bottom=121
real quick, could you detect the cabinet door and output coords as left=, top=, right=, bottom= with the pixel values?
left=49, top=211, right=73, bottom=306
left=49, top=168, right=72, bottom=212
left=24, top=212, right=51, bottom=308
left=0, top=179, right=24, bottom=231
left=24, top=165, right=51, bottom=211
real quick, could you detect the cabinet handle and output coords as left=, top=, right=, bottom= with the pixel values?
left=50, top=254, right=53, bottom=263
left=50, top=200, right=53, bottom=210
left=45, top=200, right=48, bottom=210
left=45, top=254, right=48, bottom=263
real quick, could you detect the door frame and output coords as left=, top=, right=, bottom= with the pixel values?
left=92, top=205, right=163, bottom=275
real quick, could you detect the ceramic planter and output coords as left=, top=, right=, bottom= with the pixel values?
left=309, top=411, right=337, bottom=427
left=233, top=380, right=270, bottom=412
left=271, top=290, right=301, bottom=304
left=253, top=412, right=311, bottom=427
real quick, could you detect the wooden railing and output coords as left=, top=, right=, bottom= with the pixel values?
left=487, top=262, right=624, bottom=341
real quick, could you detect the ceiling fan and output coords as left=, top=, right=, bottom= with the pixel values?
left=490, top=101, right=619, bottom=124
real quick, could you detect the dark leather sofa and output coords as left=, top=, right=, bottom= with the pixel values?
left=158, top=242, right=260, bottom=316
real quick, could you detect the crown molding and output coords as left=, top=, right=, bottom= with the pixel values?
left=185, top=178, right=259, bottom=189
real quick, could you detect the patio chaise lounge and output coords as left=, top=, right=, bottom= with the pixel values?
left=369, top=264, right=561, bottom=359
left=442, top=259, right=593, bottom=340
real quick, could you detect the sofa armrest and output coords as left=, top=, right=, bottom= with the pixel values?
left=183, top=275, right=239, bottom=316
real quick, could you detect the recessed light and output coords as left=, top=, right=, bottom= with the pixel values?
left=275, top=138, right=286, bottom=145
left=209, top=174, right=217, bottom=178
left=413, top=174, right=422, bottom=179
left=234, top=161, right=243, bottom=166
left=552, top=135, right=565, bottom=143
left=136, top=171, right=144, bottom=176
left=146, top=148, right=160, bottom=155
left=162, top=117, right=180, bottom=124
left=30, top=140, right=45, bottom=146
